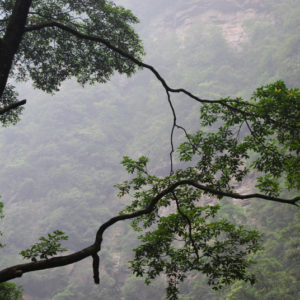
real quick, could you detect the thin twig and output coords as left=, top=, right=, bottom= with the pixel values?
left=172, top=191, right=200, bottom=260
left=24, top=22, right=256, bottom=114
left=166, top=90, right=176, bottom=175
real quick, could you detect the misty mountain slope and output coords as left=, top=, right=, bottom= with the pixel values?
left=0, top=0, right=299, bottom=299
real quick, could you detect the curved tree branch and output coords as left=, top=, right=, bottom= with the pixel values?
left=24, top=22, right=254, bottom=113
left=0, top=99, right=26, bottom=115
left=0, top=179, right=298, bottom=284
left=0, top=245, right=95, bottom=283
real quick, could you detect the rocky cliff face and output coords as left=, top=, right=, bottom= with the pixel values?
left=142, top=0, right=270, bottom=50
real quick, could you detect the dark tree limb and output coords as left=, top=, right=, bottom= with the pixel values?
left=24, top=22, right=253, bottom=113
left=0, top=99, right=26, bottom=115
left=167, top=90, right=176, bottom=175
left=92, top=253, right=100, bottom=284
left=0, top=0, right=32, bottom=97
left=0, top=180, right=298, bottom=284
left=0, top=245, right=95, bottom=283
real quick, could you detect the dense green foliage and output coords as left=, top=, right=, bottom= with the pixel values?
left=197, top=81, right=300, bottom=195
left=0, top=0, right=144, bottom=125
left=20, top=230, right=68, bottom=261
left=0, top=282, right=23, bottom=300
left=16, top=0, right=143, bottom=90
left=0, top=0, right=299, bottom=299
left=0, top=84, right=23, bottom=126
left=112, top=80, right=299, bottom=299
left=117, top=159, right=262, bottom=299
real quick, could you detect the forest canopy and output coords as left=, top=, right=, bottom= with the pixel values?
left=0, top=0, right=299, bottom=299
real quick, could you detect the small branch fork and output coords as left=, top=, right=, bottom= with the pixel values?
left=0, top=180, right=298, bottom=284
left=172, top=191, right=200, bottom=260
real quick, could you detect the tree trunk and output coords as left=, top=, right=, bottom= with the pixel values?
left=0, top=0, right=32, bottom=98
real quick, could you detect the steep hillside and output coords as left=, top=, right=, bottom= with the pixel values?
left=0, top=0, right=299, bottom=299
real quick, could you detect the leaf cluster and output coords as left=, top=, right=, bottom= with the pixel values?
left=0, top=84, right=23, bottom=126
left=131, top=207, right=261, bottom=300
left=199, top=81, right=300, bottom=196
left=20, top=230, right=68, bottom=261
left=13, top=0, right=144, bottom=93
left=115, top=157, right=263, bottom=299
left=0, top=0, right=144, bottom=126
left=0, top=282, right=23, bottom=300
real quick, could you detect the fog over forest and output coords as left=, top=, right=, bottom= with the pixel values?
left=0, top=0, right=299, bottom=299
